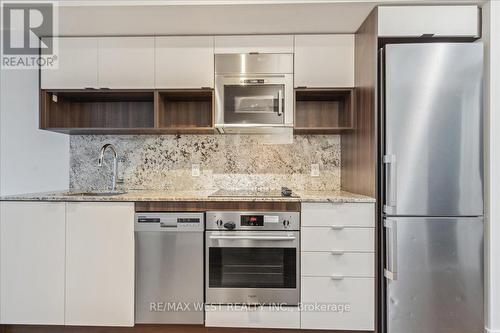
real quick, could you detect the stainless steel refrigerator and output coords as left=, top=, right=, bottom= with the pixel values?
left=381, top=43, right=484, bottom=333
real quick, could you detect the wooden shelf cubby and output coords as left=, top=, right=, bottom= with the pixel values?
left=40, top=90, right=155, bottom=134
left=294, top=88, right=355, bottom=134
left=40, top=89, right=215, bottom=134
left=156, top=90, right=214, bottom=133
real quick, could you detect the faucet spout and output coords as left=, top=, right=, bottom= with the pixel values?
left=98, top=144, right=119, bottom=191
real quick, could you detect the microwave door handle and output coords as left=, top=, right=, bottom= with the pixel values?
left=277, top=89, right=283, bottom=116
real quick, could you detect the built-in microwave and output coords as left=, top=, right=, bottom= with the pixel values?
left=215, top=53, right=294, bottom=133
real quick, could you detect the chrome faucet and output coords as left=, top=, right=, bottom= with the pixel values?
left=98, top=143, right=119, bottom=192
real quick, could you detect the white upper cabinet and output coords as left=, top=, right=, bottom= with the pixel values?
left=155, top=36, right=214, bottom=88
left=98, top=37, right=155, bottom=89
left=41, top=37, right=98, bottom=89
left=294, top=35, right=354, bottom=88
left=214, top=35, right=294, bottom=54
left=0, top=202, right=66, bottom=325
left=378, top=5, right=480, bottom=38
left=65, top=202, right=135, bottom=327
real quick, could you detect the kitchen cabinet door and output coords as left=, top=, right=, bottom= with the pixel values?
left=301, top=227, right=374, bottom=252
left=301, top=277, right=374, bottom=330
left=98, top=37, right=155, bottom=89
left=378, top=5, right=480, bottom=38
left=214, top=35, right=294, bottom=54
left=65, top=202, right=134, bottom=327
left=294, top=35, right=354, bottom=88
left=41, top=37, right=98, bottom=89
left=0, top=202, right=66, bottom=325
left=205, top=305, right=300, bottom=329
left=155, top=36, right=214, bottom=88
left=301, top=202, right=374, bottom=227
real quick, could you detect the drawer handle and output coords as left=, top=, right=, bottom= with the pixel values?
left=331, top=250, right=345, bottom=255
left=330, top=275, right=345, bottom=280
left=331, top=225, right=345, bottom=230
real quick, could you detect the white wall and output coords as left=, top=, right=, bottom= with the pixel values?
left=0, top=68, right=69, bottom=195
left=483, top=1, right=500, bottom=332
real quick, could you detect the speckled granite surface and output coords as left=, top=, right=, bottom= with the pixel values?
left=1, top=134, right=377, bottom=203
left=69, top=135, right=342, bottom=192
left=0, top=189, right=375, bottom=203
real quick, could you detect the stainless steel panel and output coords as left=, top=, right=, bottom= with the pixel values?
left=384, top=43, right=483, bottom=216
left=135, top=231, right=204, bottom=324
left=135, top=213, right=204, bottom=324
left=215, top=53, right=293, bottom=74
left=206, top=211, right=300, bottom=231
left=386, top=217, right=483, bottom=333
left=135, top=212, right=204, bottom=232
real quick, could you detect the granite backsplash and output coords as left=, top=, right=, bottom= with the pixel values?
left=69, top=135, right=341, bottom=192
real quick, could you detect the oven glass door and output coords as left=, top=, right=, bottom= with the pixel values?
left=223, top=84, right=285, bottom=124
left=209, top=247, right=296, bottom=289
left=205, top=231, right=300, bottom=304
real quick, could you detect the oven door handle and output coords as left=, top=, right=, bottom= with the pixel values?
left=209, top=235, right=296, bottom=241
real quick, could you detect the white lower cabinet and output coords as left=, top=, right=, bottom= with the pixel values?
left=0, top=202, right=66, bottom=325
left=205, top=305, right=300, bottom=329
left=0, top=201, right=135, bottom=327
left=301, top=277, right=374, bottom=330
left=302, top=252, right=374, bottom=277
left=300, top=202, right=375, bottom=331
left=65, top=202, right=135, bottom=326
left=302, top=227, right=374, bottom=252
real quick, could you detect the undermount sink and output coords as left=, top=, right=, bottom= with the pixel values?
left=64, top=191, right=127, bottom=197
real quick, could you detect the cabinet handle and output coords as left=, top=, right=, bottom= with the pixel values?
left=330, top=225, right=345, bottom=230
left=330, top=275, right=345, bottom=280
left=327, top=198, right=344, bottom=205
left=331, top=250, right=345, bottom=255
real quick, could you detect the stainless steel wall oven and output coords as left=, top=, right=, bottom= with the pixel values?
left=205, top=211, right=300, bottom=305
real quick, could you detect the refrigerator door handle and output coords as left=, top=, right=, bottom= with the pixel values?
left=383, top=154, right=397, bottom=214
left=384, top=219, right=398, bottom=281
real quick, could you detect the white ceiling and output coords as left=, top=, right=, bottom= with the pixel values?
left=55, top=0, right=485, bottom=36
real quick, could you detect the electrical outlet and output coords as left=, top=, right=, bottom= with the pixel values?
left=311, top=164, right=320, bottom=177
left=192, top=164, right=201, bottom=177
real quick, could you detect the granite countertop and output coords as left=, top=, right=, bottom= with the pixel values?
left=0, top=189, right=375, bottom=203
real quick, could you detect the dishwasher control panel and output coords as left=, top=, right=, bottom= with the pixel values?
left=135, top=213, right=204, bottom=232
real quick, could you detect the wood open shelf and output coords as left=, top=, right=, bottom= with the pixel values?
left=294, top=88, right=355, bottom=134
left=40, top=89, right=215, bottom=134
left=40, top=90, right=155, bottom=132
left=156, top=90, right=213, bottom=133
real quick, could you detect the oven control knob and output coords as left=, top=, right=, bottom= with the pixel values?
left=283, top=220, right=290, bottom=228
left=216, top=219, right=223, bottom=227
left=224, top=221, right=236, bottom=230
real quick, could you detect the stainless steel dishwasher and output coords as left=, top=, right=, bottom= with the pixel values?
left=135, top=212, right=204, bottom=324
